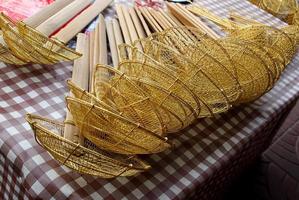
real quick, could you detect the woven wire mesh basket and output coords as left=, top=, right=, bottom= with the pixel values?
left=26, top=114, right=150, bottom=178
left=0, top=13, right=81, bottom=65
left=25, top=7, right=299, bottom=177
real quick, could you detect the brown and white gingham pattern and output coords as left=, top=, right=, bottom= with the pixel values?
left=1, top=0, right=299, bottom=199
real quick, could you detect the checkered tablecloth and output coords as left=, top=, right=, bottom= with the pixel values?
left=1, top=0, right=299, bottom=199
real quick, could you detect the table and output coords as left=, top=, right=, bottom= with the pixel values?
left=1, top=0, right=299, bottom=199
left=256, top=101, right=299, bottom=200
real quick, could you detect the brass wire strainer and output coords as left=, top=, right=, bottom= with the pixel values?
left=26, top=114, right=150, bottom=178
left=26, top=3, right=299, bottom=178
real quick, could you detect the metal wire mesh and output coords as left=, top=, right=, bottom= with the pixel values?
left=0, top=41, right=27, bottom=65
left=26, top=5, right=299, bottom=178
left=66, top=96, right=171, bottom=155
left=0, top=13, right=81, bottom=65
left=250, top=0, right=298, bottom=24
left=26, top=114, right=150, bottom=178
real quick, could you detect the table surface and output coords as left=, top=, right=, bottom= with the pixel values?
left=1, top=0, right=299, bottom=199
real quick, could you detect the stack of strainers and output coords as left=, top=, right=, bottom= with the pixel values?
left=26, top=4, right=299, bottom=178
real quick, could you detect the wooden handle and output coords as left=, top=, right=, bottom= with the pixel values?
left=167, top=3, right=196, bottom=27
left=112, top=19, right=124, bottom=61
left=72, top=34, right=90, bottom=90
left=150, top=10, right=170, bottom=30
left=53, top=0, right=113, bottom=43
left=90, top=14, right=108, bottom=93
left=164, top=11, right=184, bottom=27
left=93, top=15, right=109, bottom=97
left=93, top=23, right=100, bottom=67
left=157, top=10, right=175, bottom=28
left=36, top=0, right=92, bottom=37
left=140, top=7, right=162, bottom=32
left=116, top=4, right=132, bottom=44
left=98, top=15, right=108, bottom=65
left=23, top=0, right=75, bottom=28
left=129, top=7, right=146, bottom=39
left=122, top=6, right=139, bottom=44
left=177, top=3, right=215, bottom=34
left=167, top=3, right=219, bottom=39
left=64, top=33, right=90, bottom=144
left=135, top=7, right=151, bottom=37
left=106, top=20, right=119, bottom=67
left=89, top=31, right=95, bottom=92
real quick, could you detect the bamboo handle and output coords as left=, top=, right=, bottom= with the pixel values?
left=171, top=3, right=219, bottom=39
left=135, top=7, right=151, bottom=36
left=72, top=34, right=90, bottom=90
left=146, top=8, right=163, bottom=32
left=122, top=6, right=139, bottom=43
left=90, top=14, right=108, bottom=93
left=106, top=20, right=119, bottom=67
left=150, top=10, right=170, bottom=30
left=89, top=31, right=95, bottom=92
left=122, top=6, right=144, bottom=50
left=94, top=24, right=100, bottom=65
left=159, top=10, right=177, bottom=27
left=53, top=0, right=113, bottom=43
left=98, top=15, right=108, bottom=65
left=64, top=33, right=90, bottom=144
left=167, top=3, right=195, bottom=27
left=90, top=27, right=98, bottom=92
left=166, top=11, right=184, bottom=27
left=129, top=7, right=146, bottom=39
left=140, top=7, right=162, bottom=32
left=23, top=0, right=75, bottom=28
left=116, top=4, right=132, bottom=44
left=112, top=19, right=124, bottom=61
left=36, top=0, right=92, bottom=37
left=94, top=15, right=109, bottom=97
